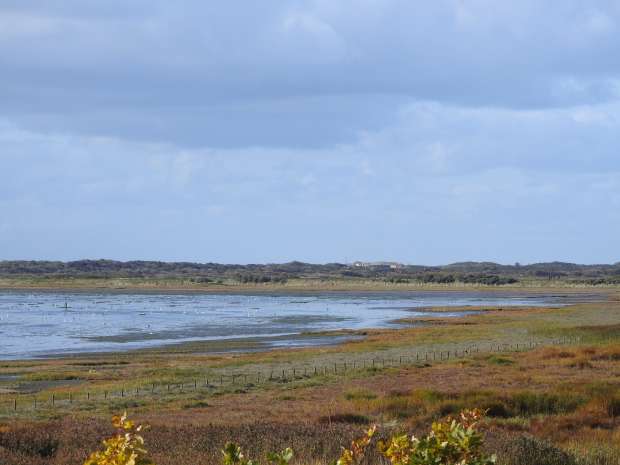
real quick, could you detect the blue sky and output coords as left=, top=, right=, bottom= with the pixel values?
left=1, top=1, right=619, bottom=264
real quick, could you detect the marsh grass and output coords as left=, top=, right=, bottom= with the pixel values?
left=1, top=296, right=619, bottom=463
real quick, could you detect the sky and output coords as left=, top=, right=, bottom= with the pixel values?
left=1, top=1, right=619, bottom=265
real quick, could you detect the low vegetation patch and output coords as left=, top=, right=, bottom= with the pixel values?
left=319, top=413, right=371, bottom=425
left=486, top=355, right=515, bottom=366
left=83, top=410, right=495, bottom=465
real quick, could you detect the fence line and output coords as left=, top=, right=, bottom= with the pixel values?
left=0, top=335, right=583, bottom=415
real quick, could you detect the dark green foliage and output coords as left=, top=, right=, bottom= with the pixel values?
left=508, top=392, right=584, bottom=416
left=496, top=435, right=576, bottom=465
left=1, top=259, right=619, bottom=286
left=318, top=413, right=371, bottom=425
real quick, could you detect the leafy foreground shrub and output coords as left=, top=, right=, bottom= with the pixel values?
left=377, top=409, right=495, bottom=465
left=84, top=409, right=496, bottom=465
left=83, top=413, right=154, bottom=465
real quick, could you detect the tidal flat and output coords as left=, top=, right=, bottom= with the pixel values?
left=0, top=289, right=596, bottom=360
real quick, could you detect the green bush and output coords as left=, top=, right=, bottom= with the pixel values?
left=496, top=435, right=575, bottom=465
left=508, top=392, right=584, bottom=416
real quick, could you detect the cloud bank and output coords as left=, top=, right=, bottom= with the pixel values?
left=1, top=1, right=619, bottom=263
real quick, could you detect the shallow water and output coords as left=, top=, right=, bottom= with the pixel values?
left=0, top=290, right=581, bottom=359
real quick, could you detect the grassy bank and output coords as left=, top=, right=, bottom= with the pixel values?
left=1, top=276, right=619, bottom=292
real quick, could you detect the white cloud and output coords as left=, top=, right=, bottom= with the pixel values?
left=1, top=1, right=620, bottom=262
left=1, top=94, right=619, bottom=263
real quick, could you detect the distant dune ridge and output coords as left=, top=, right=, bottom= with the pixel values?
left=0, top=259, right=619, bottom=286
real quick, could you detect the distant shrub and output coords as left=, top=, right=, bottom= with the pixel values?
left=496, top=435, right=575, bottom=465
left=344, top=389, right=377, bottom=401
left=508, top=392, right=584, bottom=416
left=605, top=395, right=620, bottom=418
left=318, top=413, right=371, bottom=425
left=486, top=356, right=515, bottom=366
left=0, top=427, right=59, bottom=459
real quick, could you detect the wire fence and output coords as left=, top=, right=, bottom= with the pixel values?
left=0, top=335, right=583, bottom=415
